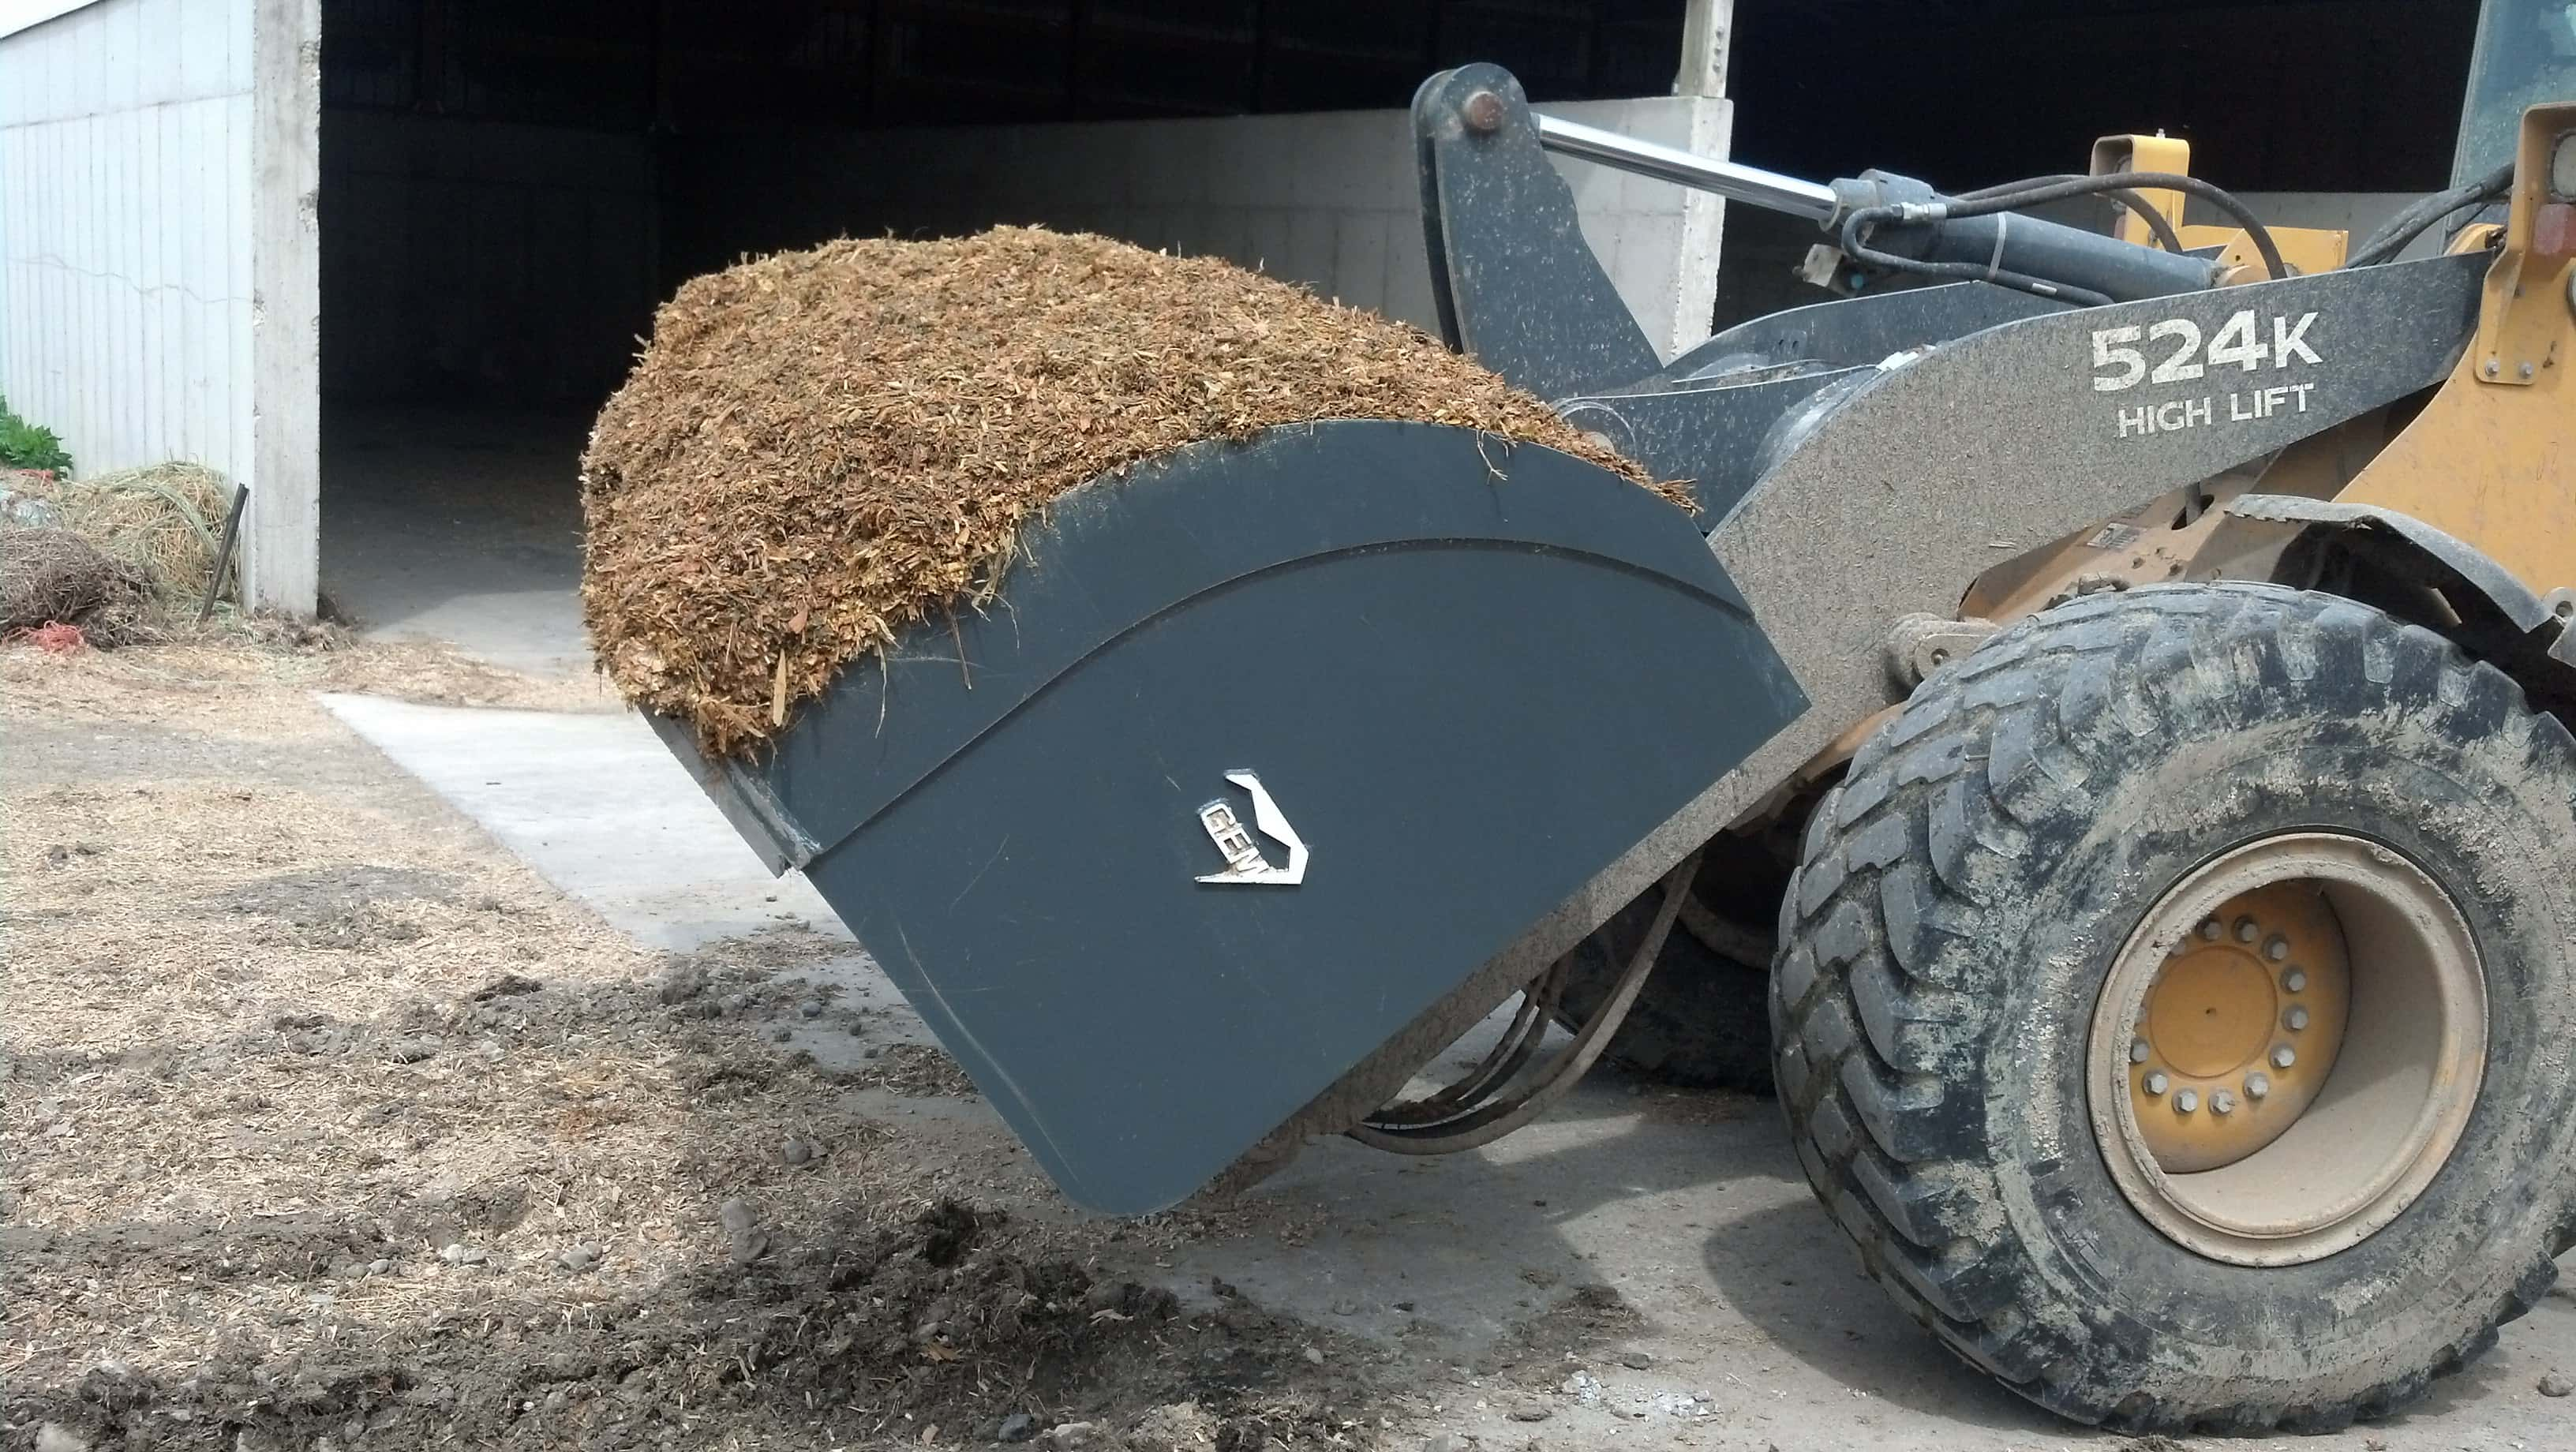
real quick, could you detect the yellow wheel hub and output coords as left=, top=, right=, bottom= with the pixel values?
left=2127, top=881, right=2350, bottom=1173
left=2091, top=833, right=2485, bottom=1266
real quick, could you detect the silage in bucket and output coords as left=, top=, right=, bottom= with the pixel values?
left=580, top=226, right=1672, bottom=757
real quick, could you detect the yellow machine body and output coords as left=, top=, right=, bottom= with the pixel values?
left=2338, top=103, right=2576, bottom=599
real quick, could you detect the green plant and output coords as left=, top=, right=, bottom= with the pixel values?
left=0, top=394, right=73, bottom=476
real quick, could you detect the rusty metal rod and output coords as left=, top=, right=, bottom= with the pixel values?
left=197, top=483, right=248, bottom=624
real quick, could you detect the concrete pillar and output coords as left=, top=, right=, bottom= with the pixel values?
left=245, top=0, right=320, bottom=616
left=1661, top=0, right=1734, bottom=354
left=1676, top=0, right=1732, bottom=99
left=1661, top=97, right=1732, bottom=357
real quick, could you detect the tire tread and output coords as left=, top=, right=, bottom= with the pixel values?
left=1772, top=582, right=2576, bottom=1431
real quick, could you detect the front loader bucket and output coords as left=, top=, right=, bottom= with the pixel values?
left=650, top=420, right=1804, bottom=1214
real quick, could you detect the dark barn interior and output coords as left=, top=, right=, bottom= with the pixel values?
left=309, top=0, right=2481, bottom=665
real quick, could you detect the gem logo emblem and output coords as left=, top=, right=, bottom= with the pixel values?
left=1194, top=770, right=1309, bottom=886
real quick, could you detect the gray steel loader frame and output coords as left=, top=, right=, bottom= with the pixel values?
left=1223, top=82, right=2488, bottom=1192
left=1368, top=65, right=2491, bottom=1147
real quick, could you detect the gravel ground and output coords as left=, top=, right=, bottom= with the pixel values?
left=0, top=642, right=1404, bottom=1452
left=9, top=637, right=2574, bottom=1452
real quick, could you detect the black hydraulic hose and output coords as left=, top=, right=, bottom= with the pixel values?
left=2094, top=187, right=2192, bottom=256
left=1954, top=172, right=2188, bottom=255
left=1946, top=171, right=2288, bottom=282
left=1837, top=205, right=2117, bottom=307
left=1361, top=961, right=1564, bottom=1128
left=1346, top=852, right=1702, bottom=1154
left=2347, top=159, right=2515, bottom=267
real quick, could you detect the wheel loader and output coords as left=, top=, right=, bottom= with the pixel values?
left=648, top=0, right=2576, bottom=1432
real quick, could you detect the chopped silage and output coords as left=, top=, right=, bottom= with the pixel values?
left=581, top=226, right=1669, bottom=757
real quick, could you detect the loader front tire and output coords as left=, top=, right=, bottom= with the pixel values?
left=1771, top=583, right=2576, bottom=1431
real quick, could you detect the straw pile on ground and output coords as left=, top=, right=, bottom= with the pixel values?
left=2, top=526, right=149, bottom=637
left=2, top=462, right=232, bottom=642
left=582, top=226, right=1666, bottom=757
left=48, top=461, right=230, bottom=597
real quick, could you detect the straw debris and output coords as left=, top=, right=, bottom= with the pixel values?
left=8, top=461, right=230, bottom=601
left=2, top=462, right=238, bottom=644
left=52, top=461, right=230, bottom=597
left=582, top=226, right=1667, bottom=756
left=2, top=526, right=150, bottom=638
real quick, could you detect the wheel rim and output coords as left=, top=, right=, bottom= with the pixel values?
left=2088, top=833, right=2487, bottom=1266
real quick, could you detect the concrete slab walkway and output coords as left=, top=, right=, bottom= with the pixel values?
left=318, top=693, right=837, bottom=952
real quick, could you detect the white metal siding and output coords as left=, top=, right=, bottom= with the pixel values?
left=0, top=0, right=254, bottom=488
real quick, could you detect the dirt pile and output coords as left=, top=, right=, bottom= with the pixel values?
left=7, top=1194, right=1205, bottom=1452
left=3, top=663, right=1389, bottom=1452
left=8, top=1197, right=1372, bottom=1452
left=581, top=225, right=1664, bottom=756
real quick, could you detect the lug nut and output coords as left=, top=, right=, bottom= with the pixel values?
left=2285, top=1005, right=2310, bottom=1031
left=2199, top=918, right=2222, bottom=941
left=2144, top=1071, right=2170, bottom=1096
left=2235, top=917, right=2260, bottom=943
left=2282, top=967, right=2308, bottom=993
left=2271, top=1044, right=2297, bottom=1069
left=2211, top=1090, right=2237, bottom=1115
left=2245, top=1072, right=2270, bottom=1099
left=2264, top=936, right=2290, bottom=961
left=2175, top=1089, right=2200, bottom=1113
left=2130, top=1038, right=2151, bottom=1064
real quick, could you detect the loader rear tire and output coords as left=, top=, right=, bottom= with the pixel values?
left=1556, top=835, right=1788, bottom=1092
left=1771, top=582, right=2576, bottom=1431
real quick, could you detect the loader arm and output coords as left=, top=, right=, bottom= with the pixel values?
left=1404, top=66, right=2493, bottom=923
left=1411, top=62, right=2218, bottom=414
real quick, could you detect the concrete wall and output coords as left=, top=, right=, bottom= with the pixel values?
left=663, top=95, right=1732, bottom=362
left=2233, top=193, right=2424, bottom=256
left=0, top=0, right=318, bottom=612
left=322, top=113, right=657, bottom=406
left=247, top=0, right=318, bottom=614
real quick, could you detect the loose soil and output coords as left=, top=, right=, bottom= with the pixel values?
left=0, top=642, right=1408, bottom=1452
left=580, top=226, right=1670, bottom=758
left=17, top=638, right=2564, bottom=1452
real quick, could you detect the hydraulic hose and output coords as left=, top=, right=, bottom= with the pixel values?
left=1947, top=171, right=2288, bottom=282
left=2347, top=159, right=2517, bottom=267
left=1837, top=208, right=2118, bottom=307
left=1346, top=852, right=1701, bottom=1154
left=1955, top=173, right=2188, bottom=255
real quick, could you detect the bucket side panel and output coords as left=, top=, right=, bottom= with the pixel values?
left=807, top=539, right=1797, bottom=1214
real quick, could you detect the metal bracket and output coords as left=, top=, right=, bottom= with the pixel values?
left=2470, top=107, right=2576, bottom=387
left=1885, top=613, right=2001, bottom=691
left=1411, top=65, right=1661, bottom=400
